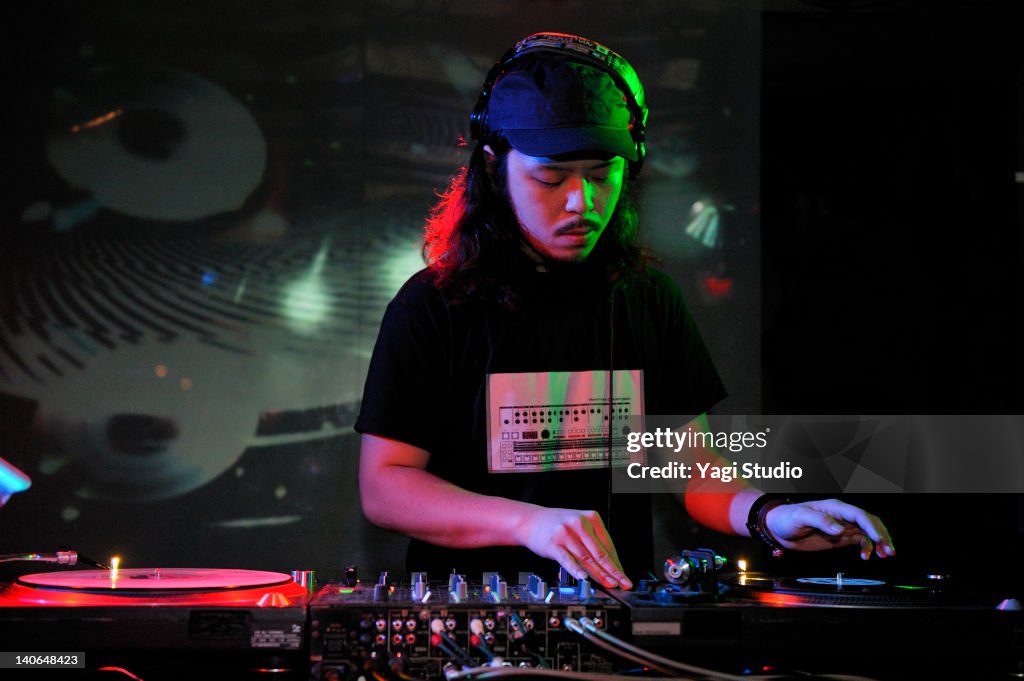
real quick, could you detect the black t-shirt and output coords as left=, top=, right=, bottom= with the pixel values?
left=355, top=259, right=726, bottom=583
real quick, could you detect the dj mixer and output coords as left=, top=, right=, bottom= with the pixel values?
left=0, top=549, right=1021, bottom=680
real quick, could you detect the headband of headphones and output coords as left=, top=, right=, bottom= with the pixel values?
left=469, top=32, right=648, bottom=176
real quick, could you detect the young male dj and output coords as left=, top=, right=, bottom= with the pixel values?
left=355, top=32, right=894, bottom=589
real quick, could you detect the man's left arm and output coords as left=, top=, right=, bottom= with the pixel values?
left=679, top=415, right=896, bottom=560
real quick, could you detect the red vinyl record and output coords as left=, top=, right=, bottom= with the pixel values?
left=18, top=567, right=291, bottom=591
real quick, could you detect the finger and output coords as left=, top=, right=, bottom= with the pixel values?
left=581, top=514, right=626, bottom=575
left=854, top=515, right=896, bottom=556
left=875, top=534, right=895, bottom=558
left=857, top=533, right=874, bottom=560
left=565, top=520, right=626, bottom=589
left=792, top=506, right=847, bottom=537
left=569, top=540, right=624, bottom=588
left=552, top=547, right=588, bottom=583
left=577, top=537, right=631, bottom=589
left=575, top=517, right=631, bottom=588
left=871, top=518, right=896, bottom=556
left=816, top=501, right=890, bottom=544
left=829, top=505, right=897, bottom=557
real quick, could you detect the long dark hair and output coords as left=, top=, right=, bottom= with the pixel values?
left=423, top=136, right=650, bottom=309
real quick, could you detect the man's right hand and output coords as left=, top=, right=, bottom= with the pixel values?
left=360, top=434, right=632, bottom=590
left=518, top=507, right=632, bottom=590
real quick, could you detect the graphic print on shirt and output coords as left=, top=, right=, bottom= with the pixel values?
left=486, top=369, right=645, bottom=473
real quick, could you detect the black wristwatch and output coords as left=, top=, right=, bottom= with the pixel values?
left=746, top=494, right=790, bottom=558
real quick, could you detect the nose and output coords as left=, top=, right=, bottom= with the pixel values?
left=564, top=176, right=595, bottom=214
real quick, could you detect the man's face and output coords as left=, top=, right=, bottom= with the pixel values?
left=501, top=148, right=626, bottom=262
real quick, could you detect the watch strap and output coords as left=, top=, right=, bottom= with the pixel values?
left=746, top=494, right=790, bottom=558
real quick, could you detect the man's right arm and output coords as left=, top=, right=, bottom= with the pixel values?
left=358, top=433, right=632, bottom=589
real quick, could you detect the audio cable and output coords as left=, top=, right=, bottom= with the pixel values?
left=564, top=618, right=676, bottom=677
left=574, top=616, right=751, bottom=681
left=445, top=666, right=885, bottom=681
left=506, top=613, right=548, bottom=668
left=468, top=618, right=497, bottom=662
left=445, top=666, right=697, bottom=681
left=568, top=618, right=885, bottom=681
left=430, top=619, right=477, bottom=667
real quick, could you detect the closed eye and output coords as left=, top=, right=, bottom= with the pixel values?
left=534, top=175, right=563, bottom=187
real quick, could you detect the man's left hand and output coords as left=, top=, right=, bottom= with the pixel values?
left=765, top=498, right=895, bottom=560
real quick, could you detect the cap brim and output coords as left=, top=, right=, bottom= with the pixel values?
left=505, top=126, right=638, bottom=162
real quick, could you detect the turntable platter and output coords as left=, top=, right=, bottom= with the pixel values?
left=732, top=573, right=956, bottom=607
left=1, top=568, right=307, bottom=607
left=18, top=567, right=292, bottom=592
left=0, top=567, right=309, bottom=677
left=796, top=577, right=886, bottom=588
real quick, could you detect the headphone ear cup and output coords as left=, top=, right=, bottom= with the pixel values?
left=469, top=99, right=486, bottom=141
left=631, top=141, right=645, bottom=178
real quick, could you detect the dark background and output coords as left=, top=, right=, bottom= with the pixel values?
left=755, top=0, right=1023, bottom=593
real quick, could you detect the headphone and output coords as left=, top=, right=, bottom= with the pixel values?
left=469, top=32, right=649, bottom=176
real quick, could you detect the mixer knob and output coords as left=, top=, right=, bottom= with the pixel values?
left=448, top=575, right=468, bottom=602
left=411, top=573, right=428, bottom=601
left=448, top=572, right=463, bottom=591
left=526, top=574, right=547, bottom=600
left=411, top=583, right=426, bottom=601
left=373, top=583, right=389, bottom=602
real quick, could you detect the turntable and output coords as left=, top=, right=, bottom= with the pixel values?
left=0, top=567, right=310, bottom=680
left=626, top=561, right=1024, bottom=681
left=728, top=571, right=965, bottom=608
